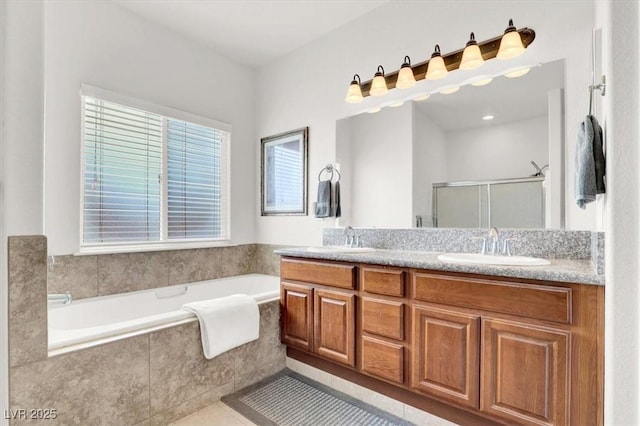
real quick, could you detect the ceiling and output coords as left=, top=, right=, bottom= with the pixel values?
left=112, top=0, right=389, bottom=67
left=415, top=59, right=565, bottom=132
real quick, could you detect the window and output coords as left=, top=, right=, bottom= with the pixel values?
left=82, top=90, right=229, bottom=248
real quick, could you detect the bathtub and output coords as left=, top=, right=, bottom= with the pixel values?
left=48, top=273, right=280, bottom=351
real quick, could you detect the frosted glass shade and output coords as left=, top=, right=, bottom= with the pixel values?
left=497, top=30, right=525, bottom=60
left=370, top=74, right=388, bottom=96
left=396, top=66, right=416, bottom=89
left=460, top=44, right=484, bottom=70
left=426, top=55, right=448, bottom=80
left=345, top=81, right=363, bottom=103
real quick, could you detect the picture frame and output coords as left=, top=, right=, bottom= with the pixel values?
left=260, top=127, right=308, bottom=216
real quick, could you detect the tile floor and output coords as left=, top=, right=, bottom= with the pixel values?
left=170, top=401, right=256, bottom=426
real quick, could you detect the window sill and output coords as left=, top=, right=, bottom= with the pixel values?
left=75, top=240, right=234, bottom=256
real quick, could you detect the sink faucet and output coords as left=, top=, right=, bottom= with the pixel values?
left=488, top=227, right=499, bottom=254
left=344, top=226, right=359, bottom=248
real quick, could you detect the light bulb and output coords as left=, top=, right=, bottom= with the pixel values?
left=426, top=45, right=448, bottom=80
left=460, top=32, right=484, bottom=70
left=345, top=74, right=363, bottom=103
left=497, top=19, right=526, bottom=60
left=370, top=65, right=388, bottom=96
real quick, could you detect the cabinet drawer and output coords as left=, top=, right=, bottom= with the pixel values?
left=413, top=273, right=572, bottom=324
left=362, top=297, right=404, bottom=340
left=281, top=258, right=356, bottom=289
left=361, top=267, right=405, bottom=297
left=361, top=336, right=404, bottom=384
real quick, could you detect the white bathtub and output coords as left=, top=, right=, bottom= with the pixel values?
left=48, top=273, right=280, bottom=351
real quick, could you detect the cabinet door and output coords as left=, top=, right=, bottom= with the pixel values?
left=281, top=282, right=313, bottom=351
left=411, top=304, right=480, bottom=408
left=481, top=318, right=570, bottom=425
left=314, top=289, right=355, bottom=367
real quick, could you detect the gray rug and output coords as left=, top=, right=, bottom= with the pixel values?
left=222, top=369, right=414, bottom=426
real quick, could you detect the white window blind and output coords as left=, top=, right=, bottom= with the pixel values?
left=82, top=95, right=228, bottom=246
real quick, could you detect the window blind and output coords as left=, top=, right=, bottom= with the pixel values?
left=167, top=119, right=223, bottom=239
left=83, top=97, right=162, bottom=244
left=82, top=94, right=228, bottom=246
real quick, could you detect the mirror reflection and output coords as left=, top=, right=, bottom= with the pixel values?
left=336, top=59, right=565, bottom=229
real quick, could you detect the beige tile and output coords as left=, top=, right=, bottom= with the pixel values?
left=253, top=244, right=289, bottom=276
left=98, top=250, right=169, bottom=295
left=219, top=403, right=257, bottom=426
left=10, top=335, right=150, bottom=426
left=170, top=402, right=247, bottom=426
left=404, top=404, right=459, bottom=426
left=47, top=254, right=98, bottom=300
left=167, top=248, right=221, bottom=285
left=8, top=236, right=48, bottom=367
left=149, top=382, right=234, bottom=426
left=149, top=321, right=235, bottom=415
left=216, top=245, right=256, bottom=278
left=234, top=358, right=286, bottom=392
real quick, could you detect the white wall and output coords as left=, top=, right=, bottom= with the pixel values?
left=445, top=116, right=548, bottom=181
left=256, top=1, right=596, bottom=245
left=599, top=1, right=640, bottom=424
left=43, top=1, right=257, bottom=254
left=1, top=1, right=46, bottom=423
left=413, top=106, right=448, bottom=225
left=346, top=104, right=413, bottom=228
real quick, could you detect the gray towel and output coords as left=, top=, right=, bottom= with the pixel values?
left=575, top=116, right=597, bottom=208
left=315, top=180, right=331, bottom=218
left=591, top=115, right=606, bottom=194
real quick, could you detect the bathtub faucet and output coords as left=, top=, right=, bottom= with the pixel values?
left=48, top=291, right=72, bottom=305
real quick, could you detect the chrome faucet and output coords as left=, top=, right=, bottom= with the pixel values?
left=344, top=226, right=359, bottom=248
left=48, top=291, right=72, bottom=305
left=488, top=227, right=500, bottom=254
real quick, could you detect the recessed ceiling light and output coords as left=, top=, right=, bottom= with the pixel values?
left=482, top=114, right=495, bottom=121
left=440, top=86, right=460, bottom=95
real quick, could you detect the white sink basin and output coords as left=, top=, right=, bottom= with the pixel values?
left=438, top=253, right=551, bottom=266
left=306, top=246, right=376, bottom=254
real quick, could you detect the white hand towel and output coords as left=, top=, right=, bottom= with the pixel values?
left=182, top=294, right=259, bottom=359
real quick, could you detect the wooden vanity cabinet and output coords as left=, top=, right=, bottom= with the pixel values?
left=280, top=257, right=604, bottom=426
left=280, top=258, right=356, bottom=367
left=359, top=266, right=409, bottom=385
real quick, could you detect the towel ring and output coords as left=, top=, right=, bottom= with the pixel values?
left=318, top=164, right=341, bottom=182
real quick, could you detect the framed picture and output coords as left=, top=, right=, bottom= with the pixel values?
left=261, top=127, right=308, bottom=216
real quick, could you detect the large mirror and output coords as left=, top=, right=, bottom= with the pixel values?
left=336, top=59, right=565, bottom=229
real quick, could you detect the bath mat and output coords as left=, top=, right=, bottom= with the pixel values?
left=222, top=369, right=414, bottom=426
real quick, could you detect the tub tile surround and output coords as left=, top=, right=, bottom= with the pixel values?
left=8, top=236, right=286, bottom=425
left=8, top=236, right=48, bottom=367
left=48, top=244, right=286, bottom=300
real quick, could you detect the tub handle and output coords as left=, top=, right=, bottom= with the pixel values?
left=155, top=286, right=188, bottom=299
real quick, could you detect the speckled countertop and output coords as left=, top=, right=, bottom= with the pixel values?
left=275, top=248, right=604, bottom=286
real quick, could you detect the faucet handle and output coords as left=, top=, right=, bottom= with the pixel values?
left=502, top=238, right=519, bottom=256
left=471, top=237, right=487, bottom=254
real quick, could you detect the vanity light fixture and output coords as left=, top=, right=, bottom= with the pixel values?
left=345, top=74, right=363, bottom=103
left=497, top=19, right=526, bottom=60
left=345, top=24, right=535, bottom=102
left=425, top=45, right=448, bottom=80
left=470, top=76, right=493, bottom=86
left=440, top=86, right=460, bottom=95
left=504, top=67, right=531, bottom=78
left=370, top=66, right=388, bottom=96
left=396, top=56, right=417, bottom=89
left=460, top=33, right=484, bottom=70
left=482, top=114, right=495, bottom=121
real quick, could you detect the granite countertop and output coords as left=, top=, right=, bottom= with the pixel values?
left=275, top=247, right=604, bottom=286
